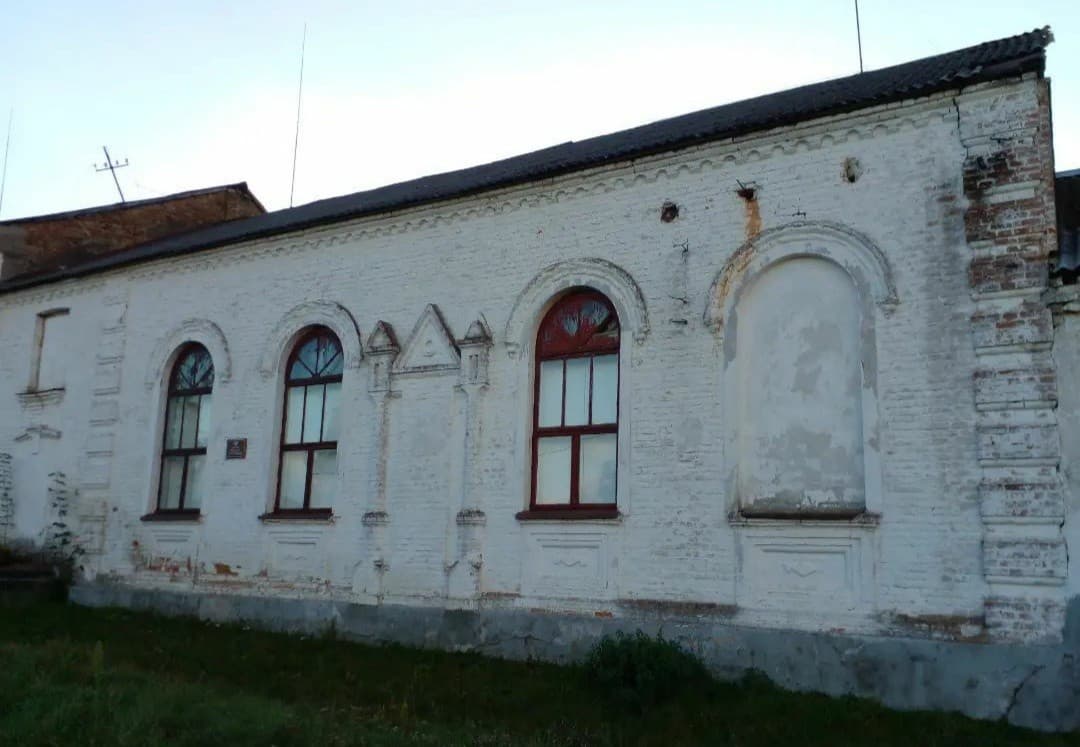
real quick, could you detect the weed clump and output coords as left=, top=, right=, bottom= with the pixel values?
left=582, top=631, right=712, bottom=713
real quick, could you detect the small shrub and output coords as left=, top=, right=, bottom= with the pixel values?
left=582, top=631, right=712, bottom=713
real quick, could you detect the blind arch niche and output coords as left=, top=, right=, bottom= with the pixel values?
left=732, top=256, right=866, bottom=516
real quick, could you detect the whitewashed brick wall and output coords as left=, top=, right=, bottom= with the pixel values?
left=0, top=73, right=1069, bottom=643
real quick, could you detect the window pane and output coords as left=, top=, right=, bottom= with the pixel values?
left=591, top=355, right=618, bottom=424
left=191, top=348, right=214, bottom=390
left=303, top=385, right=325, bottom=443
left=564, top=358, right=590, bottom=426
left=179, top=395, right=200, bottom=449
left=279, top=451, right=308, bottom=509
left=185, top=455, right=205, bottom=510
left=536, top=436, right=572, bottom=505
left=322, top=382, right=341, bottom=442
left=317, top=336, right=343, bottom=376
left=159, top=456, right=185, bottom=509
left=310, top=450, right=337, bottom=509
left=164, top=397, right=184, bottom=449
left=284, top=387, right=304, bottom=444
left=538, top=360, right=563, bottom=427
left=580, top=433, right=617, bottom=504
left=196, top=394, right=212, bottom=449
left=321, top=345, right=344, bottom=377
left=293, top=337, right=319, bottom=380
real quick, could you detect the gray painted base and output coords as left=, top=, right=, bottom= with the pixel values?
left=69, top=583, right=1080, bottom=733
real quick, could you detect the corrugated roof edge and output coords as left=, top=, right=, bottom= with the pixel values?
left=0, top=27, right=1052, bottom=295
left=0, top=182, right=265, bottom=226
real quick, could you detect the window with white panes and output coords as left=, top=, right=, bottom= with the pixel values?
left=157, top=344, right=214, bottom=513
left=531, top=290, right=620, bottom=511
left=276, top=327, right=343, bottom=514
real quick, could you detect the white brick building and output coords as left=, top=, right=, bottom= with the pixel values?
left=1, top=28, right=1077, bottom=730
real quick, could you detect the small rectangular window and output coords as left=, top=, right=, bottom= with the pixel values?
left=322, top=383, right=341, bottom=442
left=564, top=358, right=591, bottom=426
left=159, top=457, right=186, bottom=510
left=536, top=436, right=572, bottom=504
left=580, top=433, right=617, bottom=503
left=185, top=455, right=206, bottom=510
left=284, top=388, right=305, bottom=444
left=309, top=450, right=337, bottom=508
left=538, top=360, right=563, bottom=427
left=31, top=309, right=70, bottom=391
left=302, top=385, right=325, bottom=443
left=279, top=452, right=308, bottom=509
left=591, top=355, right=618, bottom=424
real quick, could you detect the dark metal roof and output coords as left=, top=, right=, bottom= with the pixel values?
left=0, top=27, right=1053, bottom=294
left=1056, top=169, right=1080, bottom=278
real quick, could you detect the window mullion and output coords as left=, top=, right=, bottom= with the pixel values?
left=587, top=356, right=594, bottom=425
left=559, top=359, right=567, bottom=426
left=192, top=393, right=202, bottom=449
left=319, top=383, right=328, bottom=441
left=569, top=433, right=581, bottom=504
left=177, top=455, right=190, bottom=511
left=304, top=449, right=315, bottom=510
left=299, top=385, right=309, bottom=445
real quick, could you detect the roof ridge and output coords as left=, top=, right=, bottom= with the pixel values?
left=0, top=26, right=1054, bottom=293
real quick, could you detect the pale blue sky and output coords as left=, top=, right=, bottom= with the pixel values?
left=2, top=1, right=1077, bottom=219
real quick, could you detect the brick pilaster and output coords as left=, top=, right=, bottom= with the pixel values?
left=962, top=78, right=1066, bottom=642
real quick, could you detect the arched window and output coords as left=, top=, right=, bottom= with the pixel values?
left=531, top=289, right=620, bottom=512
left=158, top=344, right=214, bottom=513
left=276, top=327, right=343, bottom=514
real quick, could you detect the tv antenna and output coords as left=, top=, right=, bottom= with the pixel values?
left=289, top=22, right=307, bottom=208
left=95, top=146, right=129, bottom=202
left=0, top=108, right=12, bottom=218
left=854, top=0, right=864, bottom=73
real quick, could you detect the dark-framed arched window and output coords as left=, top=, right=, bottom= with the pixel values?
left=158, top=343, right=214, bottom=513
left=276, top=327, right=343, bottom=514
left=530, top=289, right=620, bottom=513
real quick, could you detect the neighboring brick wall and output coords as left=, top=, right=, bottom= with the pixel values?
left=0, top=453, right=12, bottom=542
left=4, top=185, right=264, bottom=277
left=961, top=76, right=1068, bottom=642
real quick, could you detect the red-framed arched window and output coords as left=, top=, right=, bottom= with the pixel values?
left=157, top=343, right=214, bottom=514
left=530, top=289, right=620, bottom=513
left=275, top=327, right=343, bottom=514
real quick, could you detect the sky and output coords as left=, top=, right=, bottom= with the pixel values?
left=1, top=1, right=1078, bottom=220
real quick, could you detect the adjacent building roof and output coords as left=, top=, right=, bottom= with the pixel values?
left=1055, top=169, right=1080, bottom=279
left=0, top=27, right=1054, bottom=294
left=0, top=183, right=265, bottom=282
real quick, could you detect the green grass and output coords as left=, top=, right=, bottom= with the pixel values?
left=0, top=602, right=1075, bottom=746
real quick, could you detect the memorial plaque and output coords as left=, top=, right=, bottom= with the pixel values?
left=226, top=438, right=247, bottom=459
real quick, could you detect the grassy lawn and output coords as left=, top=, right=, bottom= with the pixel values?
left=0, top=601, right=1076, bottom=746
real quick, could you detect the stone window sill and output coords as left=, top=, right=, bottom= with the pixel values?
left=516, top=508, right=621, bottom=521
left=730, top=511, right=880, bottom=527
left=259, top=510, right=335, bottom=524
left=17, top=388, right=65, bottom=409
left=140, top=510, right=202, bottom=523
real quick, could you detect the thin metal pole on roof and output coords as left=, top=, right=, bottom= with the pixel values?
left=0, top=108, right=12, bottom=218
left=94, top=146, right=129, bottom=203
left=855, top=0, right=864, bottom=73
left=289, top=23, right=307, bottom=209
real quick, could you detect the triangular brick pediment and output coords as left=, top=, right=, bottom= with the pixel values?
left=366, top=320, right=399, bottom=355
left=459, top=316, right=492, bottom=346
left=393, top=304, right=460, bottom=373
